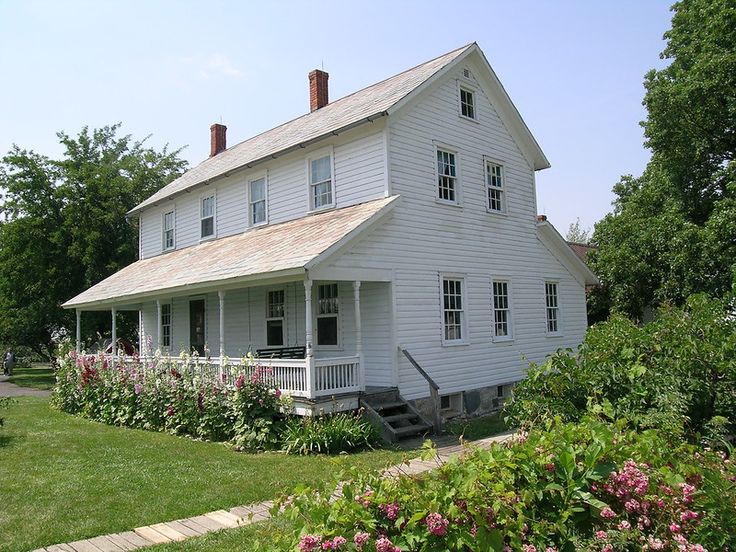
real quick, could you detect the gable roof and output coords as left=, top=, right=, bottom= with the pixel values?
left=129, top=43, right=548, bottom=216
left=536, top=221, right=599, bottom=287
left=65, top=196, right=399, bottom=309
left=567, top=242, right=596, bottom=266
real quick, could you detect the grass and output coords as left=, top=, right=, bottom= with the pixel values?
left=7, top=362, right=55, bottom=390
left=0, top=397, right=410, bottom=552
left=447, top=411, right=510, bottom=441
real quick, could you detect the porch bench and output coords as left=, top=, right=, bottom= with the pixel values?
left=255, top=346, right=306, bottom=360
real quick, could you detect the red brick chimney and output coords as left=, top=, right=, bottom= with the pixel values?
left=210, top=123, right=227, bottom=157
left=309, top=69, right=329, bottom=112
left=536, top=214, right=548, bottom=222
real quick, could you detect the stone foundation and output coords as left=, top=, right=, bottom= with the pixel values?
left=409, top=381, right=518, bottom=422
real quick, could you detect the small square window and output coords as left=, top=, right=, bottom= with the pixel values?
left=460, top=88, right=475, bottom=119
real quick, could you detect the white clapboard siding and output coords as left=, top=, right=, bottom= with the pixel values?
left=136, top=126, right=387, bottom=257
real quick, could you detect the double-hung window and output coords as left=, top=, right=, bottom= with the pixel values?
left=161, top=303, right=172, bottom=348
left=459, top=87, right=476, bottom=120
left=310, top=154, right=333, bottom=210
left=545, top=281, right=560, bottom=334
left=492, top=280, right=512, bottom=340
left=162, top=210, right=175, bottom=250
left=249, top=177, right=267, bottom=226
left=200, top=195, right=215, bottom=238
left=437, top=149, right=458, bottom=203
left=485, top=161, right=505, bottom=213
left=441, top=277, right=465, bottom=343
left=266, top=290, right=285, bottom=346
left=316, top=283, right=339, bottom=347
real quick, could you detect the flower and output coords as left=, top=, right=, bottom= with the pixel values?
left=379, top=502, right=400, bottom=521
left=600, top=507, right=616, bottom=519
left=321, top=536, right=347, bottom=550
left=670, top=523, right=681, bottom=533
left=601, top=545, right=613, bottom=552
left=680, top=510, right=699, bottom=522
left=426, top=512, right=449, bottom=536
left=375, top=537, right=400, bottom=552
left=595, top=530, right=608, bottom=540
left=298, top=534, right=323, bottom=552
left=617, top=520, right=631, bottom=530
left=647, top=537, right=665, bottom=550
left=521, top=545, right=537, bottom=552
left=133, top=383, right=143, bottom=395
left=353, top=532, right=370, bottom=550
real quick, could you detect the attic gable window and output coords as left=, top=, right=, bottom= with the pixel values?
left=310, top=154, right=333, bottom=210
left=436, top=149, right=458, bottom=203
left=249, top=176, right=267, bottom=226
left=162, top=210, right=175, bottom=250
left=459, top=87, right=476, bottom=119
left=485, top=161, right=505, bottom=213
left=200, top=194, right=215, bottom=239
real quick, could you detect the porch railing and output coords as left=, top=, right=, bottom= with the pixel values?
left=119, top=354, right=362, bottom=399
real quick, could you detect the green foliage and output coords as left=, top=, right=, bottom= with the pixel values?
left=565, top=218, right=591, bottom=244
left=505, top=294, right=736, bottom=442
left=281, top=411, right=380, bottom=455
left=0, top=125, right=186, bottom=358
left=591, top=0, right=736, bottom=317
left=0, top=397, right=12, bottom=428
left=274, top=419, right=736, bottom=551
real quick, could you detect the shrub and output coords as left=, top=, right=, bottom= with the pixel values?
left=274, top=418, right=736, bottom=551
left=281, top=411, right=380, bottom=455
left=505, top=294, right=736, bottom=442
left=51, top=350, right=287, bottom=450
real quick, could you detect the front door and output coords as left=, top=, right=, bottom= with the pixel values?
left=189, top=299, right=206, bottom=356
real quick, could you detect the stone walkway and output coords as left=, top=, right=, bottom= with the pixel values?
left=0, top=375, right=51, bottom=397
left=30, top=432, right=513, bottom=552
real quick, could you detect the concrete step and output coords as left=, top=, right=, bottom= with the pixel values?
left=383, top=412, right=419, bottom=424
left=393, top=424, right=432, bottom=438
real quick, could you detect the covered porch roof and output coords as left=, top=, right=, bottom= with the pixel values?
left=63, top=196, right=399, bottom=310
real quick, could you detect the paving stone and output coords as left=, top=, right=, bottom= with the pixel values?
left=204, top=510, right=241, bottom=528
left=103, top=534, right=140, bottom=551
left=87, top=536, right=126, bottom=552
left=149, top=523, right=187, bottom=541
left=67, top=540, right=104, bottom=552
left=189, top=514, right=228, bottom=532
left=47, top=545, right=77, bottom=552
left=133, top=526, right=170, bottom=545
left=164, top=520, right=203, bottom=538
left=113, top=532, right=153, bottom=549
left=177, top=518, right=213, bottom=535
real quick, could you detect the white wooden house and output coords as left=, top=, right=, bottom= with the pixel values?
left=64, top=43, right=596, bottom=434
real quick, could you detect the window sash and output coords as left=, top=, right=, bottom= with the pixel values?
left=545, top=282, right=559, bottom=333
left=316, top=283, right=339, bottom=346
left=161, top=303, right=172, bottom=348
left=163, top=211, right=175, bottom=249
left=486, top=162, right=504, bottom=212
left=310, top=155, right=333, bottom=209
left=492, top=281, right=511, bottom=338
left=250, top=178, right=267, bottom=225
left=442, top=278, right=463, bottom=342
left=460, top=88, right=475, bottom=119
left=201, top=196, right=215, bottom=237
left=437, top=150, right=457, bottom=202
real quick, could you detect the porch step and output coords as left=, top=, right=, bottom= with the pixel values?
left=361, top=391, right=435, bottom=443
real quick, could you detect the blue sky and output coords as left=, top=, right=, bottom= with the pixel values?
left=0, top=0, right=673, bottom=234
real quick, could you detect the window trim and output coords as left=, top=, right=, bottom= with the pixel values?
left=484, top=157, right=507, bottom=214
left=491, top=278, right=514, bottom=342
left=544, top=280, right=563, bottom=337
left=306, top=147, right=336, bottom=213
left=265, top=288, right=286, bottom=347
left=247, top=172, right=269, bottom=227
left=161, top=208, right=176, bottom=251
left=199, top=191, right=217, bottom=241
left=440, top=273, right=467, bottom=346
left=457, top=82, right=478, bottom=122
left=433, top=142, right=462, bottom=206
left=314, top=282, right=341, bottom=350
left=160, top=301, right=172, bottom=349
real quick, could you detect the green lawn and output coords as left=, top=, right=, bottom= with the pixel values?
left=7, top=362, right=55, bottom=390
left=0, top=397, right=410, bottom=552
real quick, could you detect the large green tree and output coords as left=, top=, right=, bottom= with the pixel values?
left=0, top=124, right=186, bottom=358
left=590, top=0, right=736, bottom=318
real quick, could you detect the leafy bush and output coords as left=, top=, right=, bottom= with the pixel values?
left=281, top=411, right=380, bottom=455
left=505, top=294, right=736, bottom=442
left=51, top=350, right=288, bottom=451
left=274, top=418, right=736, bottom=552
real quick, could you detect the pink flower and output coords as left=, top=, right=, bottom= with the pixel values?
left=617, top=520, right=631, bottom=530
left=234, top=374, right=245, bottom=390
left=595, top=530, right=608, bottom=540
left=378, top=502, right=400, bottom=521
left=647, top=537, right=665, bottom=550
left=637, top=516, right=651, bottom=530
left=321, top=536, right=347, bottom=550
left=670, top=523, right=681, bottom=533
left=544, top=462, right=555, bottom=472
left=521, top=545, right=537, bottom=552
left=601, top=545, right=613, bottom=552
left=624, top=499, right=640, bottom=513
left=375, top=537, right=400, bottom=552
left=425, top=512, right=449, bottom=536
left=275, top=388, right=282, bottom=398
left=299, top=534, right=323, bottom=552
left=353, top=532, right=370, bottom=550
left=545, top=548, right=557, bottom=552
left=680, top=510, right=699, bottom=522
left=355, top=490, right=374, bottom=507
left=600, top=507, right=616, bottom=519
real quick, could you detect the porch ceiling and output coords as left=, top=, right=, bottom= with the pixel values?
left=63, top=196, right=398, bottom=310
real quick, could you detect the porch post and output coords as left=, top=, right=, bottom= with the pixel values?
left=139, top=309, right=145, bottom=357
left=218, top=290, right=226, bottom=361
left=156, top=300, right=162, bottom=351
left=111, top=307, right=117, bottom=358
left=304, top=279, right=315, bottom=397
left=75, top=309, right=81, bottom=353
left=353, top=281, right=365, bottom=391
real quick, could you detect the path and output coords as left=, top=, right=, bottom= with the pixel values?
left=30, top=432, right=514, bottom=552
left=0, top=375, right=51, bottom=397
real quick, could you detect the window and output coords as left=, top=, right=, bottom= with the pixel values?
left=249, top=177, right=267, bottom=226
left=492, top=280, right=512, bottom=339
left=200, top=195, right=215, bottom=238
left=485, top=161, right=505, bottom=213
left=460, top=87, right=476, bottom=119
left=316, top=283, right=339, bottom=346
left=266, top=290, right=285, bottom=346
left=545, top=282, right=560, bottom=334
left=310, top=154, right=333, bottom=210
left=161, top=303, right=172, bottom=348
left=162, top=210, right=175, bottom=250
left=442, top=277, right=464, bottom=343
left=437, top=149, right=458, bottom=203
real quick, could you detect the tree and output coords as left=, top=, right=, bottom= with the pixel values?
left=565, top=218, right=591, bottom=244
left=0, top=124, right=186, bottom=358
left=590, top=0, right=736, bottom=318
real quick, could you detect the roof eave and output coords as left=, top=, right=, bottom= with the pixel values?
left=536, top=221, right=599, bottom=286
